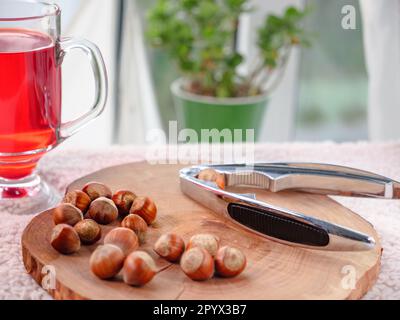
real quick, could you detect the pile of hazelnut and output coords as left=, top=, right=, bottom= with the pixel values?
left=50, top=182, right=158, bottom=285
left=155, top=233, right=247, bottom=281
left=50, top=170, right=246, bottom=287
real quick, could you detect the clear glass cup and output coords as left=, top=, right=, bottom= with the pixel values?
left=0, top=1, right=108, bottom=214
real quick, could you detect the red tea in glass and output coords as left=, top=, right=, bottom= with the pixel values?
left=0, top=28, right=61, bottom=179
left=0, top=0, right=107, bottom=213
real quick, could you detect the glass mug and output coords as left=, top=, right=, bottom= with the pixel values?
left=0, top=1, right=107, bottom=214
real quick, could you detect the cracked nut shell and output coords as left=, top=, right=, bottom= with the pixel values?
left=197, top=169, right=225, bottom=190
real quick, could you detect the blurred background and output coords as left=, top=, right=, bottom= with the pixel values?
left=52, top=0, right=399, bottom=148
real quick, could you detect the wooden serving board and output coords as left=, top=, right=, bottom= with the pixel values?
left=22, top=162, right=382, bottom=300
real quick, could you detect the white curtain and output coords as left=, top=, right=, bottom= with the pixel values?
left=360, top=0, right=400, bottom=141
left=116, top=0, right=162, bottom=144
left=53, top=0, right=118, bottom=148
left=50, top=0, right=167, bottom=146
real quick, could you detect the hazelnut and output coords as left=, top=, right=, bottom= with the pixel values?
left=154, top=233, right=185, bottom=262
left=63, top=190, right=91, bottom=213
left=82, top=182, right=112, bottom=201
left=112, top=190, right=137, bottom=216
left=104, top=227, right=139, bottom=257
left=129, top=196, right=157, bottom=225
left=87, top=197, right=118, bottom=225
left=74, top=219, right=102, bottom=245
left=215, top=246, right=246, bottom=278
left=180, top=247, right=214, bottom=281
left=50, top=224, right=81, bottom=255
left=53, top=203, right=83, bottom=226
left=187, top=234, right=220, bottom=257
left=122, top=251, right=157, bottom=286
left=121, top=214, right=148, bottom=244
left=90, top=244, right=125, bottom=280
left=198, top=169, right=225, bottom=190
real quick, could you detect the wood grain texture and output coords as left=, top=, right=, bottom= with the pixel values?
left=22, top=162, right=382, bottom=300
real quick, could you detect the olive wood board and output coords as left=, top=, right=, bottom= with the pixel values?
left=22, top=162, right=382, bottom=300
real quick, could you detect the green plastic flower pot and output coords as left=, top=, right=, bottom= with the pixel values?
left=171, top=79, right=268, bottom=141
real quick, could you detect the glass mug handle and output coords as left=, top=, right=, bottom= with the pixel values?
left=58, top=38, right=108, bottom=140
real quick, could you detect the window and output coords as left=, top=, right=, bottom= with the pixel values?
left=295, top=0, right=368, bottom=141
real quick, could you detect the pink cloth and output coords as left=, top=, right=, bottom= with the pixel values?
left=1, top=143, right=399, bottom=299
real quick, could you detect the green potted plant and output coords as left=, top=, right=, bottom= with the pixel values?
left=146, top=0, right=311, bottom=139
